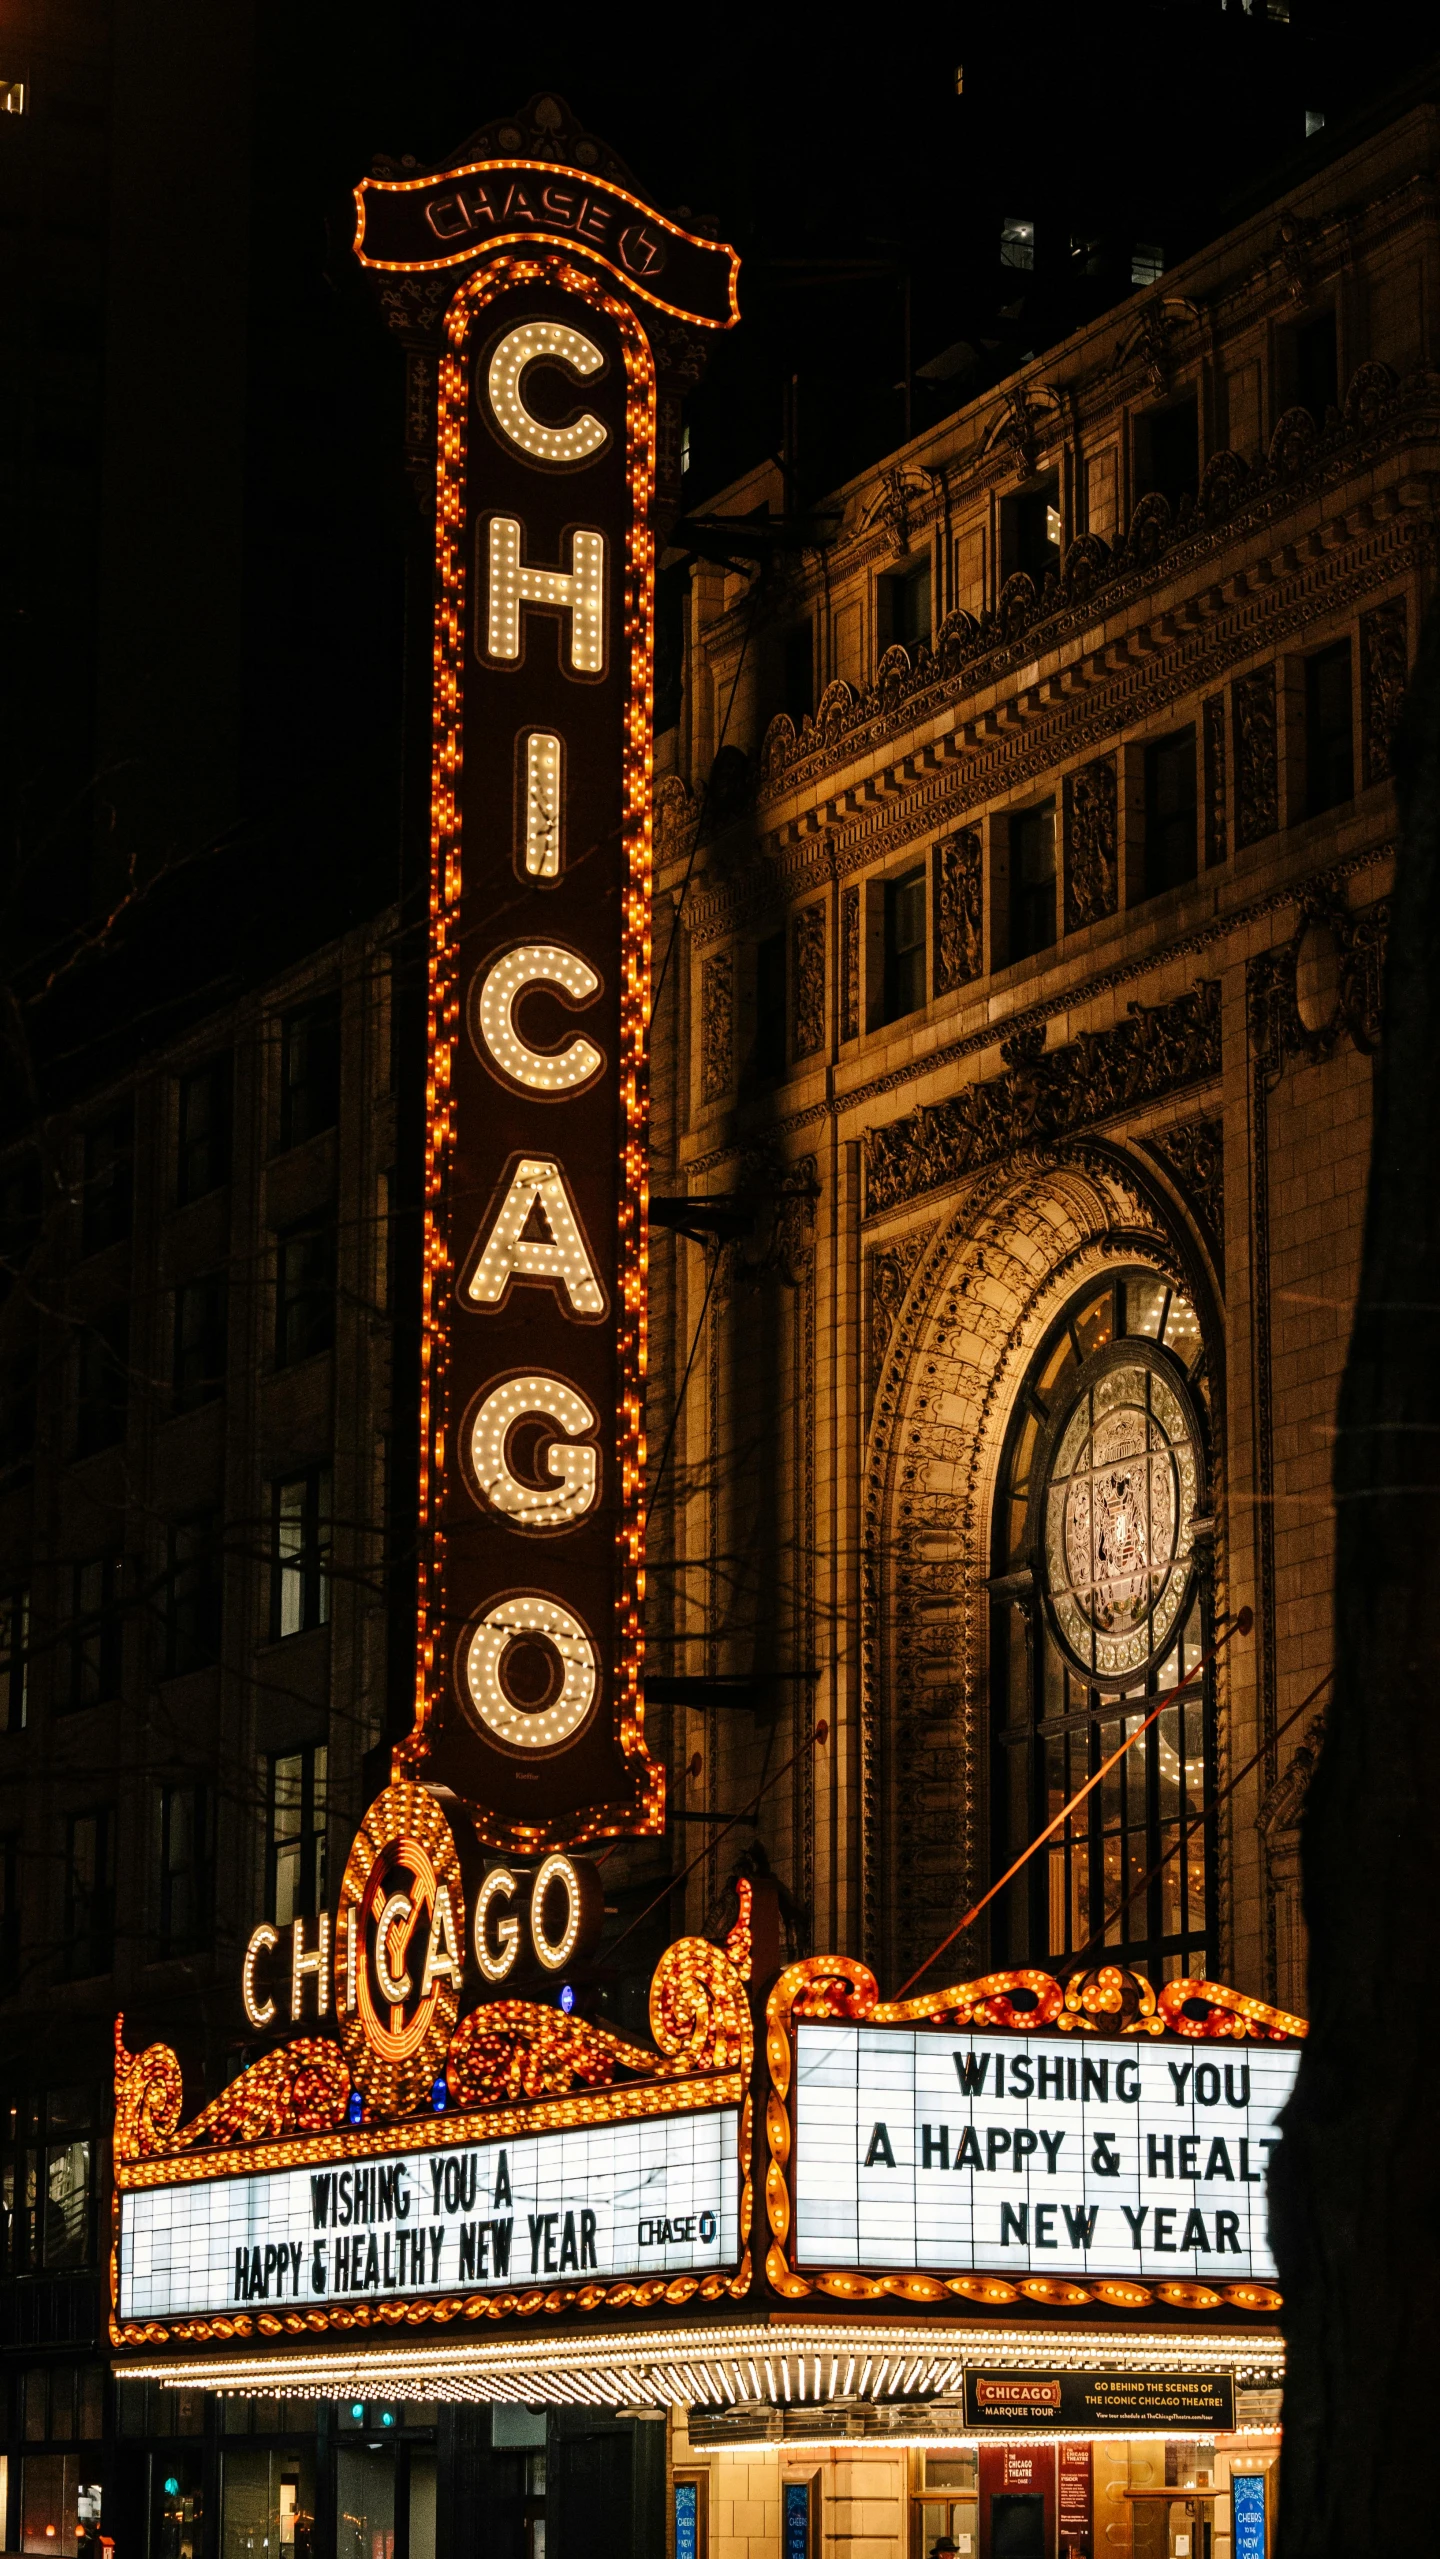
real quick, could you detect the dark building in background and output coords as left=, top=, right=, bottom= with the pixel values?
left=0, top=5, right=1435, bottom=2557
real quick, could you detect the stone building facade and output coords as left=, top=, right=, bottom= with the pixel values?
left=648, top=101, right=1435, bottom=2028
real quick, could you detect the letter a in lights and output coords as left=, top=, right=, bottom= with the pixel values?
left=354, top=96, right=740, bottom=1850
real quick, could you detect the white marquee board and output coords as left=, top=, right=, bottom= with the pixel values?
left=792, top=2027, right=1298, bottom=2282
left=120, top=2106, right=740, bottom=2322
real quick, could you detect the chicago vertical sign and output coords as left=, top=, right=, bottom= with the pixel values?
left=355, top=104, right=739, bottom=1848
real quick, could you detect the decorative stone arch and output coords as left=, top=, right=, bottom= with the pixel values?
left=859, top=1140, right=1223, bottom=1989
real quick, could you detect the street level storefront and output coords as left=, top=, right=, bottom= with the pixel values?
left=110, top=1780, right=1297, bottom=2559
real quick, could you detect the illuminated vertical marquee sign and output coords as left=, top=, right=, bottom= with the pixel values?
left=355, top=102, right=739, bottom=1848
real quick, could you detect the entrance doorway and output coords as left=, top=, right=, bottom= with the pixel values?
left=991, top=2495, right=1046, bottom=2559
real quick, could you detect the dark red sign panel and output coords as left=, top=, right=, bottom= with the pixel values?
left=362, top=165, right=736, bottom=1852
left=355, top=161, right=740, bottom=330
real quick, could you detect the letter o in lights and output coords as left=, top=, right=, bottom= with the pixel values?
left=530, top=1853, right=599, bottom=1972
left=472, top=944, right=603, bottom=1095
left=466, top=1373, right=599, bottom=1529
left=462, top=1594, right=597, bottom=1750
left=487, top=321, right=609, bottom=464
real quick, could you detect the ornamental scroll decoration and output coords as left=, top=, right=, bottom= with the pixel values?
left=700, top=949, right=734, bottom=1102
left=793, top=903, right=827, bottom=1057
left=841, top=884, right=861, bottom=1040
left=1360, top=595, right=1409, bottom=787
left=933, top=830, right=983, bottom=994
left=110, top=1936, right=754, bottom=2349
left=1141, top=1115, right=1225, bottom=1277
left=1063, top=754, right=1118, bottom=932
left=1234, top=665, right=1278, bottom=849
left=862, top=980, right=1221, bottom=1219
left=1248, top=888, right=1388, bottom=1085
left=761, top=1957, right=1302, bottom=2316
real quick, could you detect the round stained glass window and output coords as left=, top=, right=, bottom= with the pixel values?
left=1042, top=1349, right=1199, bottom=1682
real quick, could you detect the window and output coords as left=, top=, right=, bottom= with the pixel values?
left=0, top=1588, right=27, bottom=1730
left=882, top=867, right=927, bottom=1024
left=1305, top=639, right=1354, bottom=815
left=751, top=934, right=787, bottom=1085
left=275, top=1220, right=335, bottom=1366
left=1143, top=728, right=1198, bottom=896
left=0, top=1833, right=19, bottom=1978
left=1292, top=310, right=1338, bottom=424
left=991, top=1270, right=1213, bottom=1982
left=0, top=1155, right=41, bottom=1292
left=272, top=1468, right=331, bottom=1640
left=173, top=1272, right=228, bottom=1413
left=80, top=1112, right=132, bottom=1256
left=1009, top=800, right=1057, bottom=963
left=1137, top=395, right=1198, bottom=512
left=1002, top=476, right=1060, bottom=591
left=155, top=1784, right=213, bottom=1955
left=1130, top=241, right=1164, bottom=285
left=269, top=1745, right=327, bottom=1927
left=1000, top=215, right=1034, bottom=270
left=781, top=620, right=813, bottom=726
left=66, top=1557, right=122, bottom=1712
left=176, top=1055, right=232, bottom=1204
left=879, top=556, right=931, bottom=652
left=41, top=2090, right=93, bottom=2267
left=63, top=1812, right=114, bottom=1980
left=164, top=1516, right=222, bottom=1678
left=279, top=997, right=341, bottom=1151
left=0, top=1346, right=36, bottom=1485
left=74, top=1304, right=128, bottom=1457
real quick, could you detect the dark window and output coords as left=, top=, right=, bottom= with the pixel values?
left=781, top=621, right=813, bottom=726
left=42, top=2097, right=93, bottom=2269
left=269, top=1744, right=328, bottom=1927
left=1002, top=476, right=1060, bottom=592
left=0, top=1588, right=27, bottom=1731
left=1143, top=728, right=1198, bottom=896
left=272, top=1468, right=331, bottom=1640
left=1138, top=395, right=1198, bottom=512
left=74, top=1303, right=129, bottom=1457
left=1000, top=215, right=1034, bottom=270
left=879, top=556, right=932, bottom=652
left=1130, top=242, right=1164, bottom=286
left=752, top=933, right=787, bottom=1084
left=883, top=867, right=927, bottom=1023
left=156, top=1784, right=213, bottom=1956
left=176, top=1055, right=232, bottom=1205
left=1305, top=639, right=1354, bottom=816
left=0, top=1347, right=36, bottom=1485
left=66, top=1557, right=122, bottom=1712
left=275, top=1221, right=335, bottom=1367
left=80, top=1112, right=132, bottom=1256
left=63, top=1811, right=113, bottom=1980
left=0, top=1157, right=41, bottom=1294
left=164, top=1516, right=222, bottom=1678
left=0, top=1835, right=18, bottom=1979
left=173, top=1273, right=228, bottom=1412
left=990, top=1270, right=1213, bottom=1983
left=1009, top=800, right=1057, bottom=962
left=279, top=997, right=341, bottom=1151
left=1294, top=310, right=1338, bottom=424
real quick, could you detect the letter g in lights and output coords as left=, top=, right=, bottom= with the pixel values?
left=473, top=944, right=603, bottom=1095
left=473, top=1867, right=522, bottom=1983
left=486, top=320, right=608, bottom=464
left=468, top=1373, right=599, bottom=1529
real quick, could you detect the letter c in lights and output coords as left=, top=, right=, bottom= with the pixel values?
left=473, top=944, right=602, bottom=1095
left=487, top=321, right=608, bottom=464
left=468, top=1374, right=599, bottom=1528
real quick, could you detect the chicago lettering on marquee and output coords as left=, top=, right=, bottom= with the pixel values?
left=357, top=108, right=739, bottom=1850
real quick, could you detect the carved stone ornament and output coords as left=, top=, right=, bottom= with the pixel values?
left=793, top=903, right=826, bottom=1058
left=654, top=771, right=700, bottom=868
left=862, top=980, right=1221, bottom=1217
left=841, top=883, right=861, bottom=1041
left=1360, top=594, right=1409, bottom=788
left=753, top=361, right=1408, bottom=802
left=1248, top=888, right=1388, bottom=1083
left=1202, top=693, right=1227, bottom=868
left=1063, top=754, right=1119, bottom=932
left=735, top=1148, right=821, bottom=1287
left=1259, top=1712, right=1327, bottom=1843
left=1233, top=663, right=1278, bottom=849
left=933, top=830, right=983, bottom=994
left=1142, top=1115, right=1225, bottom=1274
left=869, top=1229, right=933, bottom=1373
left=700, top=949, right=734, bottom=1103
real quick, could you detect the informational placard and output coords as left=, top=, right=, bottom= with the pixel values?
left=1058, top=2443, right=1092, bottom=2557
left=1232, top=2473, right=1267, bottom=2559
left=793, top=2025, right=1298, bottom=2280
left=119, top=2106, right=739, bottom=2321
left=964, top=2372, right=1235, bottom=2432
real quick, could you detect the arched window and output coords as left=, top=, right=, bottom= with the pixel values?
left=989, top=1267, right=1214, bottom=1982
